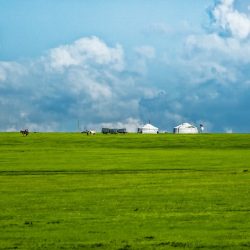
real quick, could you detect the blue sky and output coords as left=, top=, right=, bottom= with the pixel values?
left=1, top=0, right=250, bottom=132
left=0, top=0, right=208, bottom=60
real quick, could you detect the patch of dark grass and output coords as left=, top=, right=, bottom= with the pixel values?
left=156, top=241, right=191, bottom=248
left=144, top=236, right=154, bottom=240
left=194, top=244, right=233, bottom=249
left=241, top=242, right=250, bottom=247
left=0, top=168, right=215, bottom=176
left=0, top=247, right=18, bottom=250
left=118, top=245, right=131, bottom=250
left=88, top=231, right=99, bottom=234
left=47, top=221, right=60, bottom=224
left=24, top=221, right=33, bottom=226
left=91, top=243, right=104, bottom=248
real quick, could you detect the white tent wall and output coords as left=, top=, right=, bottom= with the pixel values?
left=138, top=124, right=159, bottom=134
left=173, top=123, right=198, bottom=134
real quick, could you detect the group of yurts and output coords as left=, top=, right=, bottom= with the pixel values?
left=100, top=123, right=204, bottom=134
left=20, top=122, right=204, bottom=136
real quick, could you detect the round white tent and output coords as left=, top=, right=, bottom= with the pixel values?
left=173, top=123, right=198, bottom=134
left=138, top=123, right=159, bottom=134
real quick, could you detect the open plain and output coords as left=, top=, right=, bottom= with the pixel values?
left=0, top=133, right=249, bottom=249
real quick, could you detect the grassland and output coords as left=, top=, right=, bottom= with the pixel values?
left=0, top=133, right=249, bottom=250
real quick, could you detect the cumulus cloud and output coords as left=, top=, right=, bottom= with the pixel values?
left=46, top=36, right=124, bottom=72
left=0, top=37, right=153, bottom=132
left=183, top=0, right=250, bottom=80
left=148, top=0, right=250, bottom=132
left=0, top=62, right=27, bottom=85
left=177, top=0, right=250, bottom=131
left=2, top=1, right=250, bottom=133
left=130, top=45, right=156, bottom=75
left=209, top=0, right=250, bottom=39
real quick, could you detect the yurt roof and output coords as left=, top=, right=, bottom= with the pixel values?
left=174, top=123, right=196, bottom=129
left=141, top=123, right=158, bottom=130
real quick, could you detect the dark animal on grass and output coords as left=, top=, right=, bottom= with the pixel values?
left=20, top=129, right=29, bottom=136
left=87, top=130, right=96, bottom=135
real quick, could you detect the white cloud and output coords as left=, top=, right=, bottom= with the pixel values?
left=131, top=45, right=156, bottom=74
left=46, top=36, right=124, bottom=72
left=0, top=36, right=151, bottom=132
left=210, top=0, right=250, bottom=39
left=0, top=62, right=27, bottom=86
left=181, top=1, right=250, bottom=86
left=145, top=0, right=250, bottom=132
left=180, top=1, right=250, bottom=93
left=2, top=1, right=250, bottom=133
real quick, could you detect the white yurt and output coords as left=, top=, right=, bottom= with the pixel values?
left=138, top=123, right=159, bottom=134
left=173, top=123, right=198, bottom=134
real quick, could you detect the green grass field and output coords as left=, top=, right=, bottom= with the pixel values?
left=0, top=133, right=249, bottom=250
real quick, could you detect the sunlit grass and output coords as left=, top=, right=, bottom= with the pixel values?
left=0, top=133, right=249, bottom=249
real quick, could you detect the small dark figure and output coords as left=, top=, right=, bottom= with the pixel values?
left=200, top=124, right=204, bottom=133
left=20, top=129, right=29, bottom=136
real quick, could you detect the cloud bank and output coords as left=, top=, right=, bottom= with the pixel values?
left=209, top=0, right=250, bottom=39
left=136, top=0, right=250, bottom=132
left=0, top=37, right=154, bottom=132
left=1, top=0, right=250, bottom=132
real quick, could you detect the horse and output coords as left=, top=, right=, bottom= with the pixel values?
left=20, top=129, right=29, bottom=136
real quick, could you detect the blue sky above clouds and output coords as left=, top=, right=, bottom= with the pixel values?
left=1, top=0, right=250, bottom=132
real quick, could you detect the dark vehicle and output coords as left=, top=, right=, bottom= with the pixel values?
left=117, top=128, right=127, bottom=134
left=102, top=128, right=110, bottom=134
left=102, top=128, right=127, bottom=134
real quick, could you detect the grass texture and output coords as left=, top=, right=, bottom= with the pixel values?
left=0, top=133, right=249, bottom=249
